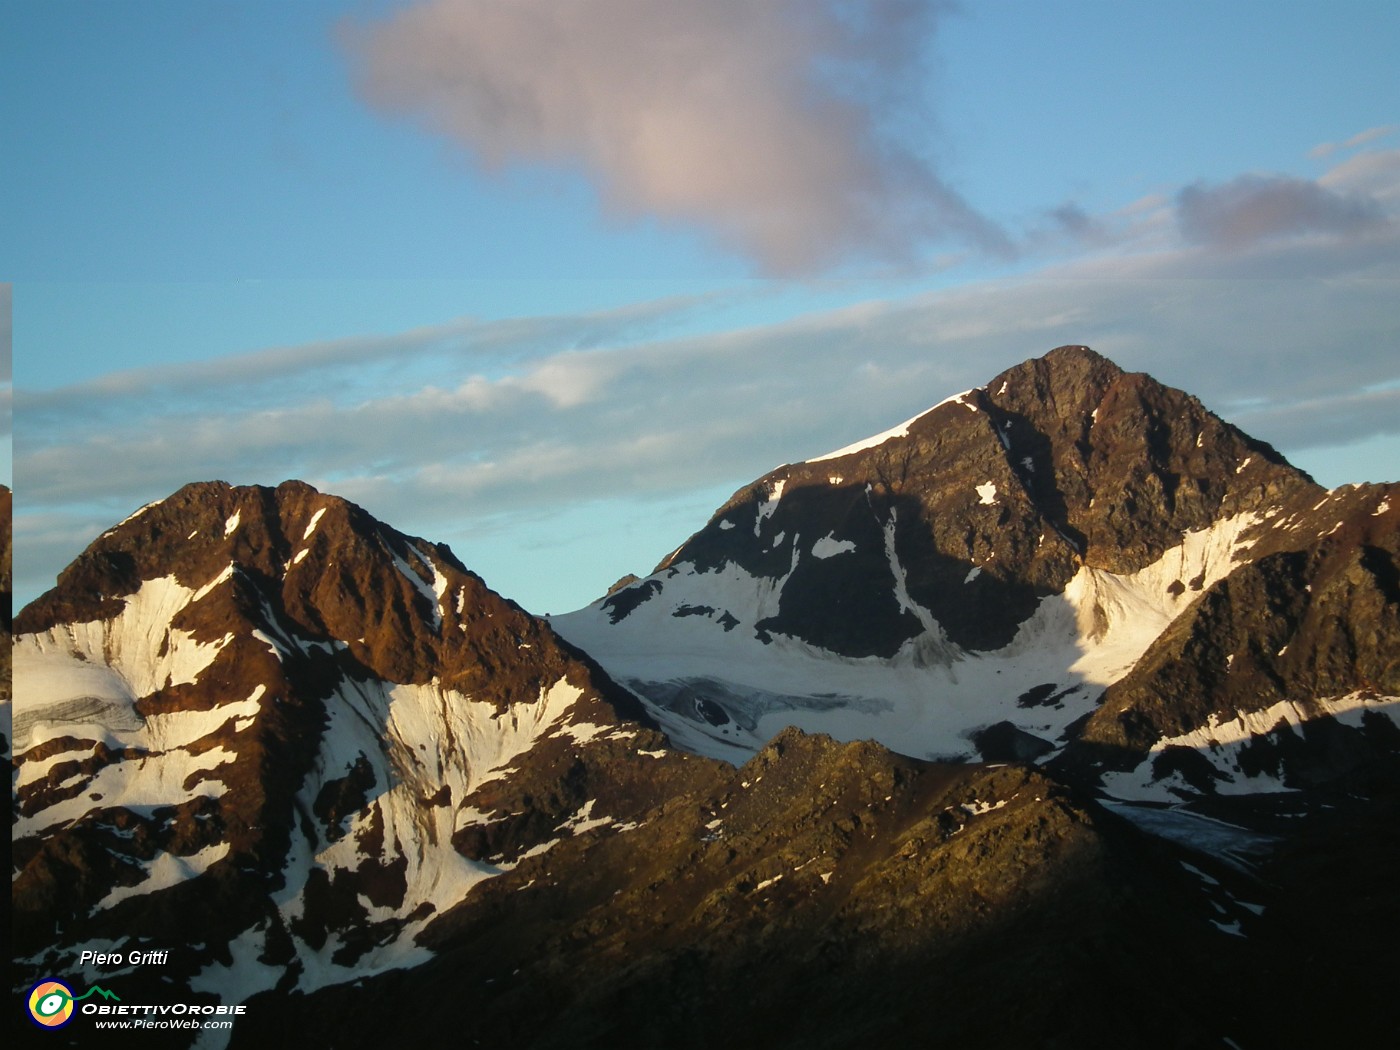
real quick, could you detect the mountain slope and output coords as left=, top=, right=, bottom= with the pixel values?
left=227, top=729, right=1265, bottom=1050
left=10, top=480, right=712, bottom=1009
left=1062, top=479, right=1400, bottom=798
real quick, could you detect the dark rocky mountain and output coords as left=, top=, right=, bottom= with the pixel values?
left=9, top=349, right=1398, bottom=1048
left=229, top=730, right=1276, bottom=1050
left=552, top=346, right=1399, bottom=799
left=598, top=344, right=1312, bottom=657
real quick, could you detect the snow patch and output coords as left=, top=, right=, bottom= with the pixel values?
left=223, top=511, right=241, bottom=538
left=556, top=721, right=611, bottom=745
left=961, top=798, right=1009, bottom=816
left=812, top=534, right=857, bottom=559
left=557, top=799, right=613, bottom=836
left=976, top=482, right=998, bottom=505
left=301, top=507, right=327, bottom=541
left=389, top=546, right=446, bottom=631
left=753, top=479, right=787, bottom=536
left=96, top=842, right=231, bottom=911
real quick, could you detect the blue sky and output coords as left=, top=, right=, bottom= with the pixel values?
left=4, top=0, right=1398, bottom=614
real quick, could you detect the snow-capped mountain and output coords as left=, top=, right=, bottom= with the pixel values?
left=553, top=346, right=1399, bottom=799
left=9, top=350, right=1398, bottom=1048
left=9, top=481, right=704, bottom=1009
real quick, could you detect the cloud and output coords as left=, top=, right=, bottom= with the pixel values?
left=1309, top=124, right=1398, bottom=159
left=17, top=291, right=720, bottom=426
left=1319, top=148, right=1400, bottom=206
left=14, top=148, right=1400, bottom=610
left=340, top=0, right=1006, bottom=274
left=1176, top=173, right=1390, bottom=249
left=1231, top=383, right=1400, bottom=453
left=19, top=250, right=1398, bottom=517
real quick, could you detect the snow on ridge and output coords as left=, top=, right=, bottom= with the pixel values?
left=102, top=498, right=166, bottom=539
left=230, top=673, right=593, bottom=999
left=301, top=507, right=327, bottom=541
left=806, top=390, right=978, bottom=464
left=13, top=575, right=236, bottom=749
left=390, top=546, right=445, bottom=630
left=1100, top=692, right=1400, bottom=802
left=1144, top=692, right=1397, bottom=753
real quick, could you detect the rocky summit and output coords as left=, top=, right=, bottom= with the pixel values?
left=552, top=345, right=1399, bottom=800
left=8, top=348, right=1398, bottom=1048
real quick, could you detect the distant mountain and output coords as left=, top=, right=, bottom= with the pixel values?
left=553, top=346, right=1400, bottom=800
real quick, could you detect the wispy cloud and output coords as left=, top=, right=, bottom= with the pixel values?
left=340, top=0, right=1007, bottom=275
left=14, top=148, right=1400, bottom=608
left=18, top=291, right=721, bottom=425
left=1176, top=173, right=1391, bottom=249
left=1309, top=124, right=1399, bottom=159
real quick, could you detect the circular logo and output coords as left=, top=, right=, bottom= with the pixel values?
left=28, top=981, right=76, bottom=1029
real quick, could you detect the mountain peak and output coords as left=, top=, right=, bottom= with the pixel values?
left=12, top=475, right=682, bottom=986
left=553, top=344, right=1335, bottom=765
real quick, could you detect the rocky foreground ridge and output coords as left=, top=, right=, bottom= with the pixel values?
left=8, top=348, right=1399, bottom=1048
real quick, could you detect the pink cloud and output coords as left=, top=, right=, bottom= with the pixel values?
left=341, top=0, right=1006, bottom=274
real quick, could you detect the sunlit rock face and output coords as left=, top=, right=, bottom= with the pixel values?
left=11, top=480, right=704, bottom=1002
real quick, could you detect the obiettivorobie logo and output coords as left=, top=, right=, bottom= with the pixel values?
left=27, top=980, right=121, bottom=1029
left=24, top=978, right=248, bottom=1032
